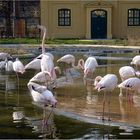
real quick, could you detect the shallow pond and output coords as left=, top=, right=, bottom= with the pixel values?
left=1, top=48, right=140, bottom=139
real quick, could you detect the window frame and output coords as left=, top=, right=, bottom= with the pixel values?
left=128, top=8, right=140, bottom=26
left=58, top=8, right=71, bottom=26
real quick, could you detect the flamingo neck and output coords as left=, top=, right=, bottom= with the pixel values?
left=41, top=28, right=46, bottom=54
left=71, top=59, right=84, bottom=69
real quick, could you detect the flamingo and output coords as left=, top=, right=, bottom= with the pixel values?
left=0, top=59, right=7, bottom=70
left=27, top=81, right=57, bottom=125
left=13, top=58, right=25, bottom=91
left=130, top=55, right=140, bottom=70
left=30, top=71, right=51, bottom=84
left=94, top=74, right=118, bottom=120
left=41, top=54, right=56, bottom=79
left=84, top=56, right=98, bottom=78
left=29, top=71, right=52, bottom=89
left=13, top=58, right=25, bottom=74
left=0, top=57, right=14, bottom=72
left=57, top=54, right=84, bottom=69
left=25, top=57, right=41, bottom=71
left=0, top=52, right=12, bottom=60
left=27, top=81, right=57, bottom=107
left=118, top=77, right=140, bottom=95
left=119, top=66, right=136, bottom=97
left=25, top=52, right=54, bottom=71
left=25, top=25, right=54, bottom=72
left=57, top=55, right=98, bottom=77
left=5, top=58, right=14, bottom=72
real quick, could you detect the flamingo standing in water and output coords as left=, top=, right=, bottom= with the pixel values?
left=84, top=56, right=98, bottom=78
left=94, top=74, right=118, bottom=120
left=57, top=55, right=98, bottom=78
left=119, top=66, right=136, bottom=97
left=57, top=54, right=84, bottom=69
left=118, top=77, right=140, bottom=95
left=13, top=58, right=25, bottom=74
left=25, top=25, right=54, bottom=71
left=13, top=58, right=25, bottom=91
left=27, top=81, right=57, bottom=106
left=5, top=58, right=14, bottom=72
left=25, top=52, right=54, bottom=71
left=27, top=81, right=57, bottom=125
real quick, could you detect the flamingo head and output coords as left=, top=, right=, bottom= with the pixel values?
left=51, top=99, right=57, bottom=108
left=54, top=66, right=61, bottom=75
left=46, top=98, right=57, bottom=108
left=94, top=76, right=102, bottom=87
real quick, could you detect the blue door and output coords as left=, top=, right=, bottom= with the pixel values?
left=91, top=10, right=107, bottom=39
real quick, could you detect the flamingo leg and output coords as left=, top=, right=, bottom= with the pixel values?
left=15, top=72, right=20, bottom=106
left=44, top=107, right=54, bottom=125
left=119, top=88, right=123, bottom=97
left=102, top=92, right=106, bottom=121
left=42, top=106, right=46, bottom=133
left=108, top=92, right=111, bottom=121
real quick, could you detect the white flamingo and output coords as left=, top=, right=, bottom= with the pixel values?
left=13, top=58, right=25, bottom=91
left=27, top=81, right=57, bottom=125
left=25, top=25, right=53, bottom=70
left=5, top=59, right=14, bottom=72
left=0, top=60, right=7, bottom=70
left=84, top=56, right=98, bottom=78
left=94, top=74, right=118, bottom=120
left=30, top=71, right=51, bottom=84
left=119, top=66, right=136, bottom=97
left=13, top=58, right=25, bottom=74
left=25, top=58, right=41, bottom=71
left=118, top=77, right=140, bottom=94
left=130, top=55, right=140, bottom=70
left=57, top=55, right=98, bottom=77
left=41, top=54, right=56, bottom=80
left=25, top=52, right=54, bottom=71
left=0, top=52, right=12, bottom=60
left=57, top=54, right=84, bottom=69
left=27, top=81, right=57, bottom=107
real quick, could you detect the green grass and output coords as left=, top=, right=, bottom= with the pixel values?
left=0, top=38, right=40, bottom=44
left=0, top=38, right=128, bottom=46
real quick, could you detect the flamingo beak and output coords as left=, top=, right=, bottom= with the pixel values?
left=52, top=102, right=57, bottom=108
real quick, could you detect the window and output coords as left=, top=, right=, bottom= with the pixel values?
left=128, top=9, right=140, bottom=26
left=58, top=9, right=71, bottom=26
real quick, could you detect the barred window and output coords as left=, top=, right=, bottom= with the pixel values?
left=58, top=9, right=71, bottom=26
left=128, top=9, right=140, bottom=26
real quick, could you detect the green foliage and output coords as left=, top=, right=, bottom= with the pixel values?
left=0, top=38, right=40, bottom=44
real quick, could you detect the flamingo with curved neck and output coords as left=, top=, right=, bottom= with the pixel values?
left=57, top=54, right=84, bottom=69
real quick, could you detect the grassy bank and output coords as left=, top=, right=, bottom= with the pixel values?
left=0, top=38, right=129, bottom=46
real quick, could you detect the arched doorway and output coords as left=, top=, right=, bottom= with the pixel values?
left=91, top=9, right=107, bottom=39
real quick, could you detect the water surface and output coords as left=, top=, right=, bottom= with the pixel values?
left=0, top=48, right=140, bottom=139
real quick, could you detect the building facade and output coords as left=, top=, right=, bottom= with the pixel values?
left=0, top=0, right=40, bottom=38
left=40, top=0, right=140, bottom=39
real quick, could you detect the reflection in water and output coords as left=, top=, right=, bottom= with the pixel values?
left=133, top=95, right=140, bottom=108
left=86, top=85, right=98, bottom=105
left=26, top=107, right=57, bottom=139
left=12, top=107, right=25, bottom=123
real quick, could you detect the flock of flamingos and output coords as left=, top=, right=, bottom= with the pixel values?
left=0, top=25, right=140, bottom=121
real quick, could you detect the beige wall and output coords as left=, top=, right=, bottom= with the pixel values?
left=41, top=0, right=140, bottom=39
left=117, top=1, right=140, bottom=39
left=41, top=1, right=86, bottom=38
